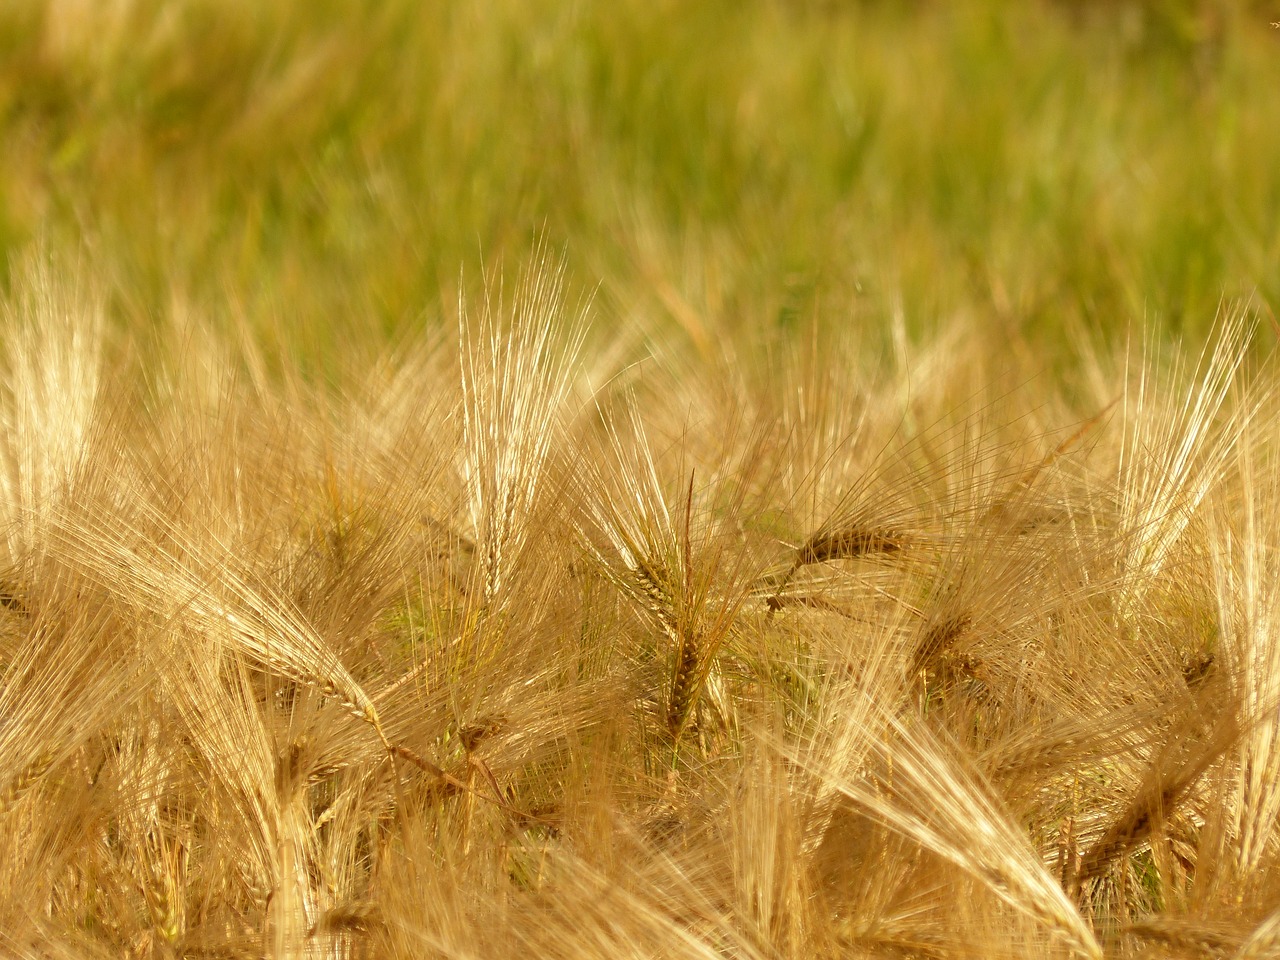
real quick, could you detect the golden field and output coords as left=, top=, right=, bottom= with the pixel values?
left=1, top=2, right=1280, bottom=957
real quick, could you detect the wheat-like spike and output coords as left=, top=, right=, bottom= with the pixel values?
left=44, top=498, right=389, bottom=750
left=834, top=921, right=953, bottom=960
left=984, top=397, right=1119, bottom=522
left=139, top=826, right=188, bottom=945
left=764, top=525, right=903, bottom=613
left=0, top=604, right=151, bottom=835
left=0, top=752, right=53, bottom=817
left=666, top=631, right=702, bottom=737
left=586, top=514, right=720, bottom=743
left=575, top=405, right=729, bottom=744
left=797, top=526, right=903, bottom=566
left=308, top=901, right=379, bottom=936
left=630, top=553, right=683, bottom=648
left=910, top=613, right=972, bottom=676
left=1117, top=313, right=1256, bottom=612
left=1208, top=425, right=1280, bottom=882
left=1235, top=907, right=1280, bottom=960
left=983, top=707, right=1150, bottom=804
left=458, top=255, right=586, bottom=608
left=795, top=704, right=1103, bottom=960
left=1127, top=918, right=1244, bottom=956
left=1076, top=683, right=1237, bottom=884
left=0, top=258, right=104, bottom=560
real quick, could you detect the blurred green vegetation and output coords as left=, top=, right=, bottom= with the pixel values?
left=0, top=0, right=1276, bottom=368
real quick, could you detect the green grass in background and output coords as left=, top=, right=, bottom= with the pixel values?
left=0, top=0, right=1277, bottom=370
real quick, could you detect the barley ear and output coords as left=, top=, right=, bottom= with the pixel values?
left=1235, top=907, right=1280, bottom=960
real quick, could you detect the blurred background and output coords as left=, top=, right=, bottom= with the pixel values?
left=1, top=0, right=1277, bottom=372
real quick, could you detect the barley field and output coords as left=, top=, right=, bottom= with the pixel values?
left=3, top=1, right=1280, bottom=958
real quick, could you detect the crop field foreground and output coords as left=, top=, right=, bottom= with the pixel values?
left=3, top=1, right=1280, bottom=958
